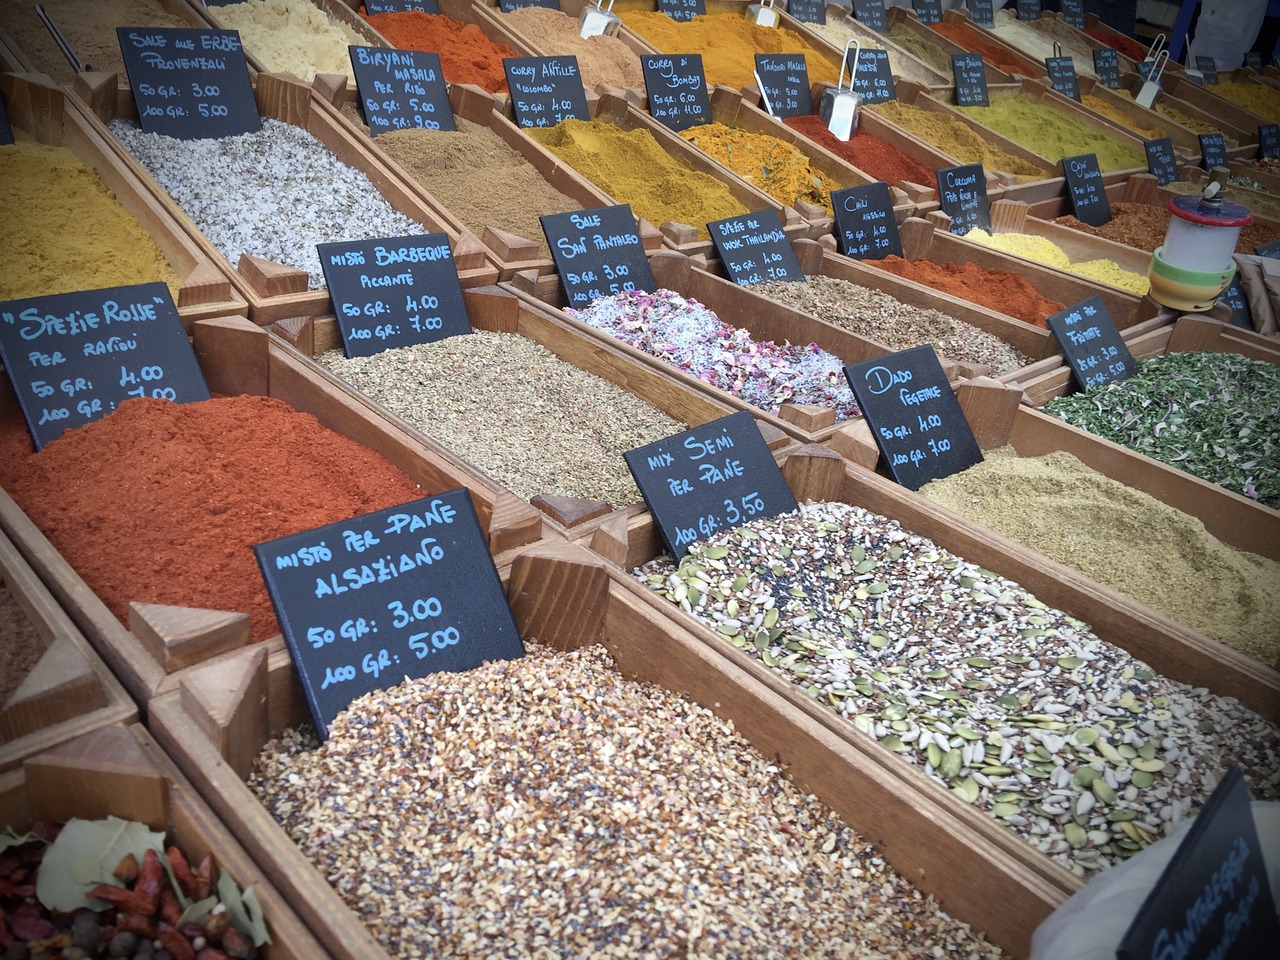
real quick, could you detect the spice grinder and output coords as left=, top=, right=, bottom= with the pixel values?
left=1147, top=175, right=1251, bottom=311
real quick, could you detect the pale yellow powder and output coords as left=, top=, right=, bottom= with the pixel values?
left=213, top=0, right=366, bottom=81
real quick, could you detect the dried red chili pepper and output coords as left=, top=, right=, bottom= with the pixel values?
left=133, top=848, right=165, bottom=915
left=88, top=882, right=153, bottom=915
left=167, top=846, right=197, bottom=897
left=194, top=853, right=215, bottom=901
left=115, top=912, right=158, bottom=938
left=220, top=926, right=254, bottom=959
left=160, top=888, right=183, bottom=926
left=114, top=851, right=139, bottom=883
left=157, top=924, right=197, bottom=960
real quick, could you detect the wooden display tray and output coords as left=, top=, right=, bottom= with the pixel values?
left=312, top=75, right=663, bottom=281
left=264, top=283, right=790, bottom=541
left=804, top=3, right=954, bottom=89
left=1066, top=74, right=1208, bottom=157
left=147, top=537, right=1068, bottom=960
left=934, top=8, right=1049, bottom=79
left=500, top=89, right=813, bottom=255
left=883, top=4, right=1020, bottom=86
left=0, top=723, right=329, bottom=959
left=504, top=243, right=1055, bottom=445
left=1124, top=73, right=1262, bottom=152
left=1080, top=12, right=1173, bottom=77
left=1224, top=158, right=1280, bottom=194
left=0, top=314, right=543, bottom=705
left=0, top=526, right=136, bottom=774
left=0, top=74, right=247, bottom=330
left=74, top=71, right=500, bottom=325
left=1177, top=165, right=1280, bottom=222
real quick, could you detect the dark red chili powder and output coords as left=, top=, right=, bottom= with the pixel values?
left=0, top=396, right=424, bottom=642
left=360, top=8, right=515, bottom=94
left=1084, top=27, right=1147, bottom=63
left=784, top=114, right=935, bottom=186
left=930, top=22, right=1030, bottom=75
left=867, top=255, right=1063, bottom=327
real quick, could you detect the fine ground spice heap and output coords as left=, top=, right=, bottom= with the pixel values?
left=963, top=230, right=1149, bottom=295
left=956, top=98, right=1146, bottom=173
left=109, top=118, right=424, bottom=289
left=784, top=114, right=935, bottom=187
left=0, top=137, right=181, bottom=302
left=868, top=101, right=1053, bottom=181
left=867, top=256, right=1065, bottom=328
left=1051, top=201, right=1280, bottom=253
left=316, top=331, right=686, bottom=507
left=250, top=642, right=1003, bottom=959
left=1078, top=94, right=1165, bottom=140
left=678, top=122, right=841, bottom=213
left=340, top=105, right=581, bottom=259
left=888, top=22, right=953, bottom=76
left=527, top=119, right=750, bottom=239
left=501, top=6, right=645, bottom=92
left=635, top=502, right=1280, bottom=877
left=930, top=21, right=1031, bottom=75
left=1041, top=352, right=1280, bottom=510
left=804, top=18, right=938, bottom=86
left=565, top=288, right=859, bottom=419
left=1207, top=78, right=1280, bottom=124
left=213, top=0, right=368, bottom=82
left=990, top=9, right=1098, bottom=78
left=360, top=8, right=515, bottom=94
left=750, top=276, right=1031, bottom=375
left=0, top=397, right=425, bottom=643
left=918, top=448, right=1280, bottom=666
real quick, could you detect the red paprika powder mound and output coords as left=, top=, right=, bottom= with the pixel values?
left=784, top=114, right=934, bottom=186
left=930, top=22, right=1028, bottom=75
left=1084, top=27, right=1147, bottom=63
left=360, top=8, right=515, bottom=93
left=868, top=255, right=1063, bottom=327
left=0, top=396, right=424, bottom=642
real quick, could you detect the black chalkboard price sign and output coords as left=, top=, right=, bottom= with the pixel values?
left=1199, top=132, right=1228, bottom=171
left=1045, top=55, right=1081, bottom=101
left=852, top=0, right=887, bottom=33
left=787, top=0, right=825, bottom=24
left=1143, top=136, right=1179, bottom=185
left=966, top=0, right=995, bottom=28
left=1118, top=768, right=1279, bottom=960
left=498, top=0, right=557, bottom=11
left=1253, top=238, right=1280, bottom=259
left=1259, top=123, right=1280, bottom=159
left=1062, top=153, right=1112, bottom=226
left=317, top=233, right=471, bottom=358
left=541, top=204, right=656, bottom=309
left=1060, top=0, right=1085, bottom=29
left=849, top=49, right=896, bottom=104
left=503, top=56, right=590, bottom=128
left=349, top=47, right=454, bottom=135
left=1092, top=48, right=1120, bottom=89
left=951, top=53, right=989, bottom=107
left=625, top=411, right=798, bottom=561
left=1195, top=56, right=1219, bottom=84
left=1218, top=277, right=1255, bottom=331
left=1046, top=295, right=1136, bottom=391
left=0, top=283, right=210, bottom=451
left=1136, top=59, right=1154, bottom=79
left=0, top=92, right=12, bottom=146
left=843, top=345, right=983, bottom=489
left=642, top=54, right=711, bottom=132
left=1015, top=0, right=1042, bottom=20
left=936, top=163, right=992, bottom=234
left=657, top=0, right=706, bottom=22
left=115, top=27, right=259, bottom=139
left=832, top=182, right=903, bottom=260
left=254, top=490, right=525, bottom=741
left=753, top=54, right=812, bottom=118
left=707, top=210, right=804, bottom=286
left=1245, top=51, right=1264, bottom=72
left=365, top=0, right=440, bottom=12
left=912, top=0, right=942, bottom=25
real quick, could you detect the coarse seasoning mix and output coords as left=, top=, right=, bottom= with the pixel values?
left=635, top=501, right=1280, bottom=877
left=359, top=9, right=515, bottom=93
left=868, top=101, right=1053, bottom=181
left=1041, top=352, right=1280, bottom=509
left=565, top=288, right=859, bottom=420
left=213, top=0, right=368, bottom=82
left=867, top=256, right=1065, bottom=328
left=0, top=137, right=181, bottom=302
left=108, top=118, right=424, bottom=289
left=918, top=448, right=1280, bottom=666
left=678, top=123, right=841, bottom=213
left=963, top=230, right=1149, bottom=295
left=749, top=276, right=1031, bottom=376
left=1206, top=78, right=1280, bottom=123
left=250, top=642, right=1003, bottom=959
left=0, top=397, right=424, bottom=643
left=1051, top=200, right=1280, bottom=254
left=887, top=22, right=953, bottom=76
left=501, top=6, right=645, bottom=92
left=317, top=331, right=685, bottom=507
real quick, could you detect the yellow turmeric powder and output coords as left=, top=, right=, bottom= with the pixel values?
left=868, top=101, right=1053, bottom=181
left=1081, top=94, right=1165, bottom=140
left=966, top=229, right=1149, bottom=294
left=679, top=122, right=839, bottom=213
left=1, top=136, right=181, bottom=301
left=528, top=119, right=750, bottom=239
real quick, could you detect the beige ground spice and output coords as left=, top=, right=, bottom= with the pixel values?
left=918, top=447, right=1280, bottom=666
left=501, top=6, right=644, bottom=92
left=341, top=105, right=582, bottom=257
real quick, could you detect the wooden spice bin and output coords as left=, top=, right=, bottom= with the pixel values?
left=311, top=75, right=666, bottom=281
left=802, top=3, right=954, bottom=90
left=934, top=8, right=1050, bottom=80
left=1, top=73, right=247, bottom=330
left=262, top=283, right=793, bottom=544
left=75, top=71, right=500, bottom=325
left=0, top=524, right=136, bottom=774
left=0, top=723, right=329, bottom=960
left=499, top=0, right=655, bottom=87
left=882, top=5, right=1022, bottom=87
left=0, top=313, right=543, bottom=706
left=1123, top=73, right=1262, bottom=153
left=146, top=538, right=1068, bottom=960
left=1065, top=74, right=1208, bottom=158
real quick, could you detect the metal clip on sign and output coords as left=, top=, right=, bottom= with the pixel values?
left=579, top=0, right=621, bottom=39
left=820, top=38, right=862, bottom=142
left=746, top=0, right=779, bottom=28
left=1135, top=50, right=1168, bottom=108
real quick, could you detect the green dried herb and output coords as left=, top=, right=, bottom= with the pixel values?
left=1042, top=352, right=1280, bottom=508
